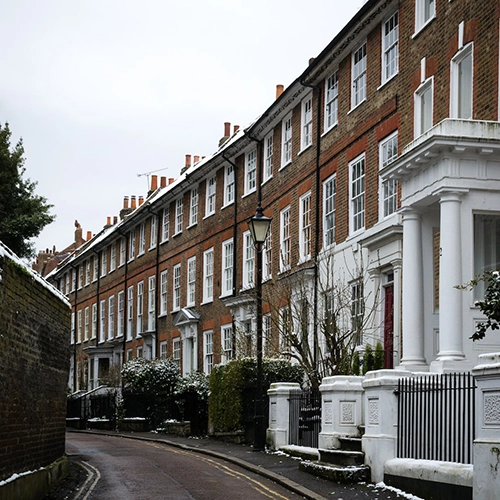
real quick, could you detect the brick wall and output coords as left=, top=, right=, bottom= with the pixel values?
left=0, top=253, right=71, bottom=481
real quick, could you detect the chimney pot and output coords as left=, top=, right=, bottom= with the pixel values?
left=169, top=178, right=175, bottom=185
left=86, top=231, right=92, bottom=241
left=160, top=176, right=167, bottom=188
left=123, top=196, right=129, bottom=209
left=234, top=125, right=239, bottom=133
left=131, top=196, right=137, bottom=209
left=224, top=122, right=231, bottom=137
left=276, top=84, right=284, bottom=99
left=138, top=196, right=144, bottom=206
left=113, top=216, right=118, bottom=224
left=185, top=154, right=192, bottom=169
left=107, top=216, right=111, bottom=225
left=194, top=155, right=200, bottom=163
left=150, top=175, right=158, bottom=191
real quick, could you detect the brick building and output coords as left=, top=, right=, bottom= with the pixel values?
left=48, top=0, right=500, bottom=391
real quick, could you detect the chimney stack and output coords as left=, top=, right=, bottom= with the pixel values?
left=194, top=155, right=200, bottom=163
left=185, top=154, right=192, bottom=169
left=131, top=196, right=137, bottom=209
left=160, top=176, right=167, bottom=188
left=120, top=196, right=134, bottom=220
left=123, top=196, right=129, bottom=209
left=224, top=122, right=231, bottom=137
left=139, top=196, right=144, bottom=206
left=113, top=216, right=118, bottom=224
left=276, top=84, right=284, bottom=99
left=86, top=231, right=92, bottom=241
left=169, top=178, right=175, bottom=185
left=234, top=125, right=239, bottom=134
left=150, top=175, right=158, bottom=191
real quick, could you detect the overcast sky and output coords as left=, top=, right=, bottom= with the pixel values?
left=1, top=0, right=365, bottom=259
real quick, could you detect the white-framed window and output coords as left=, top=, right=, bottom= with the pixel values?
left=473, top=214, right=500, bottom=299
left=129, top=229, right=136, bottom=261
left=148, top=276, right=155, bottom=331
left=108, top=295, right=115, bottom=340
left=351, top=281, right=364, bottom=344
left=137, top=281, right=144, bottom=334
left=414, top=77, right=434, bottom=137
left=71, top=312, right=75, bottom=344
left=450, top=43, right=473, bottom=120
left=127, top=349, right=133, bottom=361
left=85, top=260, right=90, bottom=286
left=280, top=206, right=291, bottom=272
left=323, top=174, right=336, bottom=248
left=137, top=346, right=143, bottom=358
left=299, top=192, right=311, bottom=261
left=203, top=248, right=214, bottom=303
left=221, top=238, right=234, bottom=297
left=101, top=251, right=107, bottom=277
left=92, top=257, right=98, bottom=282
left=350, top=154, right=366, bottom=233
left=150, top=215, right=157, bottom=249
left=173, top=264, right=181, bottom=311
left=221, top=324, right=233, bottom=364
left=110, top=242, right=116, bottom=272
left=71, top=269, right=76, bottom=292
left=263, top=231, right=272, bottom=281
left=160, top=270, right=167, bottom=315
left=117, top=291, right=124, bottom=337
left=415, top=0, right=435, bottom=33
left=84, top=306, right=89, bottom=341
left=78, top=264, right=83, bottom=289
left=119, top=238, right=125, bottom=267
left=204, top=330, right=213, bottom=375
left=325, top=71, right=339, bottom=131
left=187, top=257, right=196, bottom=306
left=162, top=206, right=170, bottom=242
left=160, top=341, right=167, bottom=360
left=99, top=300, right=105, bottom=343
left=243, top=231, right=255, bottom=289
left=77, top=309, right=82, bottom=343
left=379, top=132, right=398, bottom=218
left=91, top=303, right=97, bottom=339
left=279, top=305, right=291, bottom=353
left=139, top=222, right=146, bottom=255
left=175, top=198, right=183, bottom=234
left=206, top=177, right=216, bottom=216
left=281, top=113, right=293, bottom=166
left=245, top=150, right=257, bottom=195
left=263, top=132, right=273, bottom=182
left=65, top=273, right=70, bottom=294
left=301, top=94, right=313, bottom=150
left=382, top=11, right=399, bottom=84
left=127, top=286, right=133, bottom=340
left=224, top=164, right=235, bottom=206
left=173, top=338, right=181, bottom=368
left=352, top=43, right=367, bottom=109
left=190, top=187, right=199, bottom=225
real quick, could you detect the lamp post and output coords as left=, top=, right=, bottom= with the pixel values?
left=247, top=204, right=272, bottom=452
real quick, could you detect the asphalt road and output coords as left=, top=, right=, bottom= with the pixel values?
left=65, top=432, right=305, bottom=499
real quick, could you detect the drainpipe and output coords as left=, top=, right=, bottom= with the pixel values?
left=118, top=227, right=130, bottom=366
left=70, top=263, right=78, bottom=392
left=300, top=78, right=322, bottom=382
left=91, top=249, right=101, bottom=349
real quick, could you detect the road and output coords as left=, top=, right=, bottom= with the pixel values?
left=65, top=432, right=304, bottom=499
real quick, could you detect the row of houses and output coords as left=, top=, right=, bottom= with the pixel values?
left=42, top=0, right=500, bottom=392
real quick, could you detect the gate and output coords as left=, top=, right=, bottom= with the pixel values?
left=289, top=390, right=321, bottom=448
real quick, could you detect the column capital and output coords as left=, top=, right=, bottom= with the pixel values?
left=400, top=207, right=422, bottom=220
left=432, top=187, right=468, bottom=202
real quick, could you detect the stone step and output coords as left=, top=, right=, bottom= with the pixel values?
left=338, top=436, right=362, bottom=452
left=319, top=448, right=365, bottom=467
left=299, top=460, right=370, bottom=484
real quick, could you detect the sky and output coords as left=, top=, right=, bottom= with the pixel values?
left=0, top=0, right=365, bottom=259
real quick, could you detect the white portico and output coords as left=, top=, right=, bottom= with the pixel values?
left=382, top=120, right=500, bottom=372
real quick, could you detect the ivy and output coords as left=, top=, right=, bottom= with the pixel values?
left=468, top=271, right=500, bottom=341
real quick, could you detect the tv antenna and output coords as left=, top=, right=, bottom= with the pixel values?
left=137, top=167, right=169, bottom=190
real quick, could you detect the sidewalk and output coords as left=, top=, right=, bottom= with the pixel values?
left=67, top=429, right=420, bottom=500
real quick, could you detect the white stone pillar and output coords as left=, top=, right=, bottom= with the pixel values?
left=400, top=209, right=428, bottom=371
left=392, top=259, right=402, bottom=367
left=266, top=383, right=301, bottom=450
left=473, top=353, right=500, bottom=500
left=319, top=376, right=364, bottom=450
left=362, top=369, right=408, bottom=483
left=431, top=190, right=471, bottom=372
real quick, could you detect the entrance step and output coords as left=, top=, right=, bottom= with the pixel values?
left=338, top=436, right=362, bottom=452
left=299, top=460, right=370, bottom=484
left=319, top=448, right=365, bottom=467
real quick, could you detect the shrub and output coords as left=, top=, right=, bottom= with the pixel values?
left=351, top=350, right=360, bottom=376
left=363, top=344, right=374, bottom=374
left=374, top=341, right=385, bottom=370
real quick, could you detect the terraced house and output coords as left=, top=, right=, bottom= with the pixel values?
left=47, top=0, right=500, bottom=391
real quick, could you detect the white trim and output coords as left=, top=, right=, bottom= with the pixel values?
left=281, top=112, right=293, bottom=168
left=450, top=42, right=473, bottom=120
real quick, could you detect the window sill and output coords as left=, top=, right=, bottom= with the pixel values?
left=261, top=175, right=273, bottom=186
left=412, top=15, right=436, bottom=39
left=203, top=213, right=215, bottom=220
left=298, top=143, right=313, bottom=156
left=221, top=201, right=234, bottom=210
left=279, top=161, right=292, bottom=171
left=149, top=245, right=157, bottom=251
left=348, top=99, right=366, bottom=115
left=157, top=312, right=168, bottom=318
left=137, top=251, right=145, bottom=258
left=187, top=223, right=198, bottom=229
left=377, top=72, right=398, bottom=90
left=242, top=189, right=257, bottom=199
left=160, top=238, right=169, bottom=245
left=173, top=232, right=182, bottom=238
left=321, top=123, right=338, bottom=138
left=200, top=300, right=213, bottom=306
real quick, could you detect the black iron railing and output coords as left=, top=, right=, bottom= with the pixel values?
left=289, top=390, right=321, bottom=448
left=397, top=373, right=476, bottom=464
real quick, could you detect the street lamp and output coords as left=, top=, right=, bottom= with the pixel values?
left=247, top=204, right=272, bottom=452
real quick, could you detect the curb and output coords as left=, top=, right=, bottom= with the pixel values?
left=71, top=430, right=326, bottom=500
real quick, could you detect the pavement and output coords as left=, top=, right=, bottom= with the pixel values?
left=59, top=429, right=418, bottom=500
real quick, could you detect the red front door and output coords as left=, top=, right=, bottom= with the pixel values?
left=383, top=284, right=394, bottom=369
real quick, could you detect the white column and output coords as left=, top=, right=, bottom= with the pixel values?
left=392, top=259, right=402, bottom=367
left=431, top=191, right=471, bottom=373
left=400, top=209, right=427, bottom=370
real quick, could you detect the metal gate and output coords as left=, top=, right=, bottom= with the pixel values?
left=289, top=390, right=321, bottom=448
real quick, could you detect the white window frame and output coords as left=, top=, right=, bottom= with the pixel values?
left=243, top=231, right=255, bottom=289
left=351, top=281, right=364, bottom=344
left=263, top=231, right=272, bottom=281
left=205, top=177, right=216, bottom=216
left=160, top=341, right=167, bottom=359
left=245, top=149, right=257, bottom=195
left=101, top=251, right=107, bottom=277
left=173, top=338, right=181, bottom=368
left=108, top=295, right=115, bottom=341
left=119, top=238, right=125, bottom=267
left=138, top=222, right=146, bottom=255
left=137, top=281, right=144, bottom=334
left=175, top=198, right=183, bottom=235
left=99, top=300, right=105, bottom=343
left=187, top=257, right=196, bottom=306
left=78, top=265, right=83, bottom=289
left=351, top=43, right=367, bottom=109
left=280, top=206, right=291, bottom=272
left=110, top=242, right=116, bottom=272
left=148, top=276, right=155, bottom=332
left=324, top=71, right=339, bottom=131
left=221, top=238, right=234, bottom=297
left=221, top=324, right=233, bottom=364
left=382, top=11, right=399, bottom=84
left=85, top=260, right=90, bottom=286
left=162, top=206, right=170, bottom=242
left=350, top=154, right=366, bottom=234
left=173, top=264, right=181, bottom=311
left=224, top=164, right=235, bottom=206
left=117, top=290, right=125, bottom=337
left=414, top=76, right=434, bottom=138
left=71, top=269, right=76, bottom=292
left=379, top=132, right=398, bottom=219
left=92, top=257, right=98, bottom=282
left=323, top=174, right=336, bottom=249
left=281, top=113, right=293, bottom=167
left=415, top=0, right=435, bottom=34
left=91, top=303, right=97, bottom=339
left=84, top=306, right=89, bottom=341
left=160, top=270, right=167, bottom=315
left=150, top=215, right=157, bottom=249
left=190, top=187, right=199, bottom=226
left=71, top=312, right=75, bottom=344
left=203, top=248, right=214, bottom=303
left=299, top=192, right=311, bottom=262
left=77, top=309, right=82, bottom=343
left=204, top=330, right=213, bottom=375
left=128, top=229, right=135, bottom=261
left=450, top=42, right=473, bottom=120
left=301, top=94, right=313, bottom=151
left=263, top=132, right=273, bottom=183
left=127, top=286, right=133, bottom=340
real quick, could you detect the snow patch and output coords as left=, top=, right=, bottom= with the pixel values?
left=373, top=482, right=425, bottom=500
left=0, top=468, right=41, bottom=487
